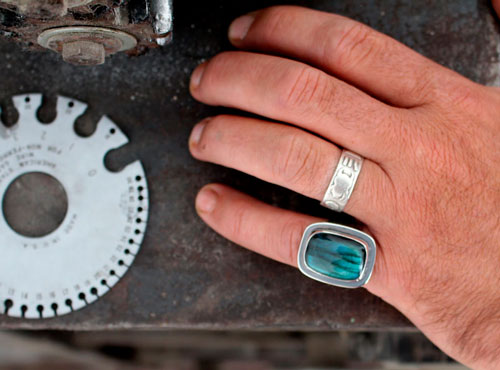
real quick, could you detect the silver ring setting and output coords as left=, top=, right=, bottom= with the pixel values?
left=321, top=150, right=364, bottom=213
left=297, top=222, right=376, bottom=288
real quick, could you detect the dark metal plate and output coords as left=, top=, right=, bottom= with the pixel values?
left=0, top=0, right=498, bottom=329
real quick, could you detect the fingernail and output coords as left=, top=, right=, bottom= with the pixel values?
left=190, top=63, right=206, bottom=89
left=190, top=120, right=207, bottom=146
left=196, top=187, right=218, bottom=213
left=229, top=14, right=255, bottom=41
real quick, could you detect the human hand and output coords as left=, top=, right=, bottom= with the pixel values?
left=189, top=5, right=500, bottom=369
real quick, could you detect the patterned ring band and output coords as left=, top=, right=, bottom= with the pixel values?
left=321, top=150, right=364, bottom=213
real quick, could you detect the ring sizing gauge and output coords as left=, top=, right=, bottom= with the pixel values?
left=0, top=93, right=149, bottom=319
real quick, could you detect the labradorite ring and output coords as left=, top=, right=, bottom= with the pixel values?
left=298, top=222, right=376, bottom=288
left=321, top=150, right=364, bottom=213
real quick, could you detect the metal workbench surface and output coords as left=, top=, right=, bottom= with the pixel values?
left=0, top=0, right=498, bottom=330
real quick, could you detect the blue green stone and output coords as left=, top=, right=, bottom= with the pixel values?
left=305, top=233, right=366, bottom=281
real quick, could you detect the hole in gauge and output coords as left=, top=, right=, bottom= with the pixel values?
left=109, top=128, right=116, bottom=134
left=74, top=109, right=98, bottom=137
left=37, top=305, right=44, bottom=317
left=65, top=299, right=73, bottom=308
left=24, top=97, right=30, bottom=103
left=78, top=292, right=86, bottom=301
left=51, top=303, right=58, bottom=313
left=37, top=95, right=57, bottom=124
left=68, top=101, right=74, bottom=108
left=90, top=287, right=98, bottom=296
left=20, top=305, right=27, bottom=317
left=135, top=176, right=141, bottom=182
left=4, top=299, right=13, bottom=314
left=2, top=172, right=68, bottom=238
left=1, top=98, right=19, bottom=127
left=103, top=142, right=136, bottom=173
left=101, top=279, right=107, bottom=286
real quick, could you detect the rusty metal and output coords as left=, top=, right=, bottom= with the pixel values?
left=0, top=0, right=498, bottom=329
left=150, top=0, right=173, bottom=45
left=0, top=0, right=93, bottom=18
left=68, top=0, right=93, bottom=7
left=62, top=40, right=105, bottom=65
left=0, top=0, right=68, bottom=18
left=38, top=26, right=137, bottom=65
left=0, top=0, right=172, bottom=64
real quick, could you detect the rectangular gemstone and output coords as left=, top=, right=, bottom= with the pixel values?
left=305, top=232, right=366, bottom=281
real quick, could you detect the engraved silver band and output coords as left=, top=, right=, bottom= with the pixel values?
left=321, top=150, right=364, bottom=212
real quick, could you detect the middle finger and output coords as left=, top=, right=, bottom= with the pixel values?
left=189, top=115, right=393, bottom=224
left=190, top=51, right=403, bottom=163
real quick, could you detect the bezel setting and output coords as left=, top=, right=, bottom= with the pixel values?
left=297, top=222, right=376, bottom=288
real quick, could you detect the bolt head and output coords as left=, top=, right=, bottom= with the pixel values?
left=62, top=41, right=106, bottom=66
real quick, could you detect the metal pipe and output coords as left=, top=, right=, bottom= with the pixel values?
left=149, top=0, right=173, bottom=45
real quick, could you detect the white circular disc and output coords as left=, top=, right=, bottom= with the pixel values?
left=0, top=94, right=149, bottom=319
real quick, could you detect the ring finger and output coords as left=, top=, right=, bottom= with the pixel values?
left=189, top=115, right=394, bottom=224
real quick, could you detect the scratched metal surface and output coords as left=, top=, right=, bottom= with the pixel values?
left=0, top=0, right=498, bottom=329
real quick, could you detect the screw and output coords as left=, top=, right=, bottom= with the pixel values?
left=67, top=0, right=93, bottom=8
left=62, top=41, right=105, bottom=66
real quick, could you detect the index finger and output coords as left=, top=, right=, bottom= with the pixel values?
left=229, top=6, right=461, bottom=108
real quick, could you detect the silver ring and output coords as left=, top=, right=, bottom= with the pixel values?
left=297, top=222, right=376, bottom=288
left=321, top=150, right=364, bottom=212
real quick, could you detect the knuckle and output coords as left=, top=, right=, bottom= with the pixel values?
left=230, top=201, right=248, bottom=238
left=415, top=122, right=471, bottom=177
left=201, top=52, right=235, bottom=87
left=487, top=86, right=500, bottom=117
left=425, top=76, right=483, bottom=110
left=414, top=134, right=456, bottom=175
left=280, top=66, right=333, bottom=113
left=272, top=132, right=320, bottom=192
left=400, top=138, right=492, bottom=258
left=442, top=81, right=482, bottom=110
left=259, top=6, right=295, bottom=38
left=333, top=23, right=380, bottom=71
left=405, top=69, right=437, bottom=104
